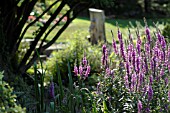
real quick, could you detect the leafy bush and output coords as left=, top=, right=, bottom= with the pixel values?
left=0, top=72, right=26, bottom=113
left=46, top=34, right=102, bottom=84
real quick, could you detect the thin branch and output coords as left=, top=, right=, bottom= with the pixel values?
left=38, top=9, right=70, bottom=50
left=10, top=0, right=37, bottom=54
left=16, top=0, right=37, bottom=33
left=15, top=0, right=29, bottom=27
left=17, top=0, right=60, bottom=50
left=21, top=3, right=92, bottom=73
left=37, top=2, right=82, bottom=50
left=18, top=1, right=66, bottom=72
left=42, top=3, right=91, bottom=50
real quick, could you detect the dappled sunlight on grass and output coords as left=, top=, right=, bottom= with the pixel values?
left=25, top=17, right=170, bottom=44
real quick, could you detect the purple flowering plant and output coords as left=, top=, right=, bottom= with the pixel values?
left=74, top=54, right=91, bottom=80
left=94, top=24, right=170, bottom=112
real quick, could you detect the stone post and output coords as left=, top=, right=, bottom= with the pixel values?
left=89, top=8, right=106, bottom=44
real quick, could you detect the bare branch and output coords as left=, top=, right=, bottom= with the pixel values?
left=15, top=0, right=30, bottom=27
left=10, top=0, right=37, bottom=54
left=18, top=0, right=66, bottom=72
left=15, top=0, right=37, bottom=35
left=21, top=2, right=91, bottom=72
left=42, top=3, right=91, bottom=50
left=16, top=0, right=60, bottom=51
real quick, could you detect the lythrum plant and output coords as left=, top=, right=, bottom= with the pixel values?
left=94, top=23, right=170, bottom=112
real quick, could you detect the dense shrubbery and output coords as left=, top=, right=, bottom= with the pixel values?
left=0, top=72, right=26, bottom=113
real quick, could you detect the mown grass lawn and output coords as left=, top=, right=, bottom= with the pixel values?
left=25, top=17, right=170, bottom=44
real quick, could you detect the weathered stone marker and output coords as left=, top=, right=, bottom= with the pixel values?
left=89, top=8, right=106, bottom=44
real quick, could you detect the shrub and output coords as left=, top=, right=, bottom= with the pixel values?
left=0, top=72, right=26, bottom=113
left=46, top=35, right=102, bottom=84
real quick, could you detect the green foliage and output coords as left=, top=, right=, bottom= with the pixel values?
left=163, top=24, right=170, bottom=38
left=46, top=33, right=102, bottom=83
left=94, top=71, right=135, bottom=112
left=46, top=0, right=70, bottom=15
left=0, top=72, right=26, bottom=113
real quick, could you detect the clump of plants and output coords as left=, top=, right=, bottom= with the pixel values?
left=0, top=72, right=26, bottom=113
left=46, top=35, right=102, bottom=84
left=93, top=23, right=170, bottom=112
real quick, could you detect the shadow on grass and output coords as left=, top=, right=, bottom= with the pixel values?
left=77, top=16, right=170, bottom=28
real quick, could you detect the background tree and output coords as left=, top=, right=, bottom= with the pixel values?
left=144, top=0, right=151, bottom=13
left=0, top=0, right=111, bottom=82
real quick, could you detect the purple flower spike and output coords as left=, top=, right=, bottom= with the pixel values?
left=132, top=49, right=136, bottom=69
left=49, top=82, right=55, bottom=99
left=148, top=85, right=153, bottom=101
left=102, top=44, right=107, bottom=54
left=125, top=61, right=130, bottom=75
left=157, top=32, right=162, bottom=43
left=149, top=75, right=153, bottom=85
left=112, top=39, right=118, bottom=54
left=136, top=56, right=141, bottom=73
left=74, top=66, right=78, bottom=76
left=106, top=67, right=111, bottom=76
left=105, top=49, right=108, bottom=61
left=161, top=35, right=166, bottom=49
left=145, top=42, right=150, bottom=51
left=139, top=72, right=144, bottom=88
left=79, top=65, right=83, bottom=77
left=137, top=100, right=142, bottom=113
left=143, top=85, right=147, bottom=96
left=146, top=107, right=150, bottom=113
left=131, top=73, right=137, bottom=91
left=118, top=30, right=122, bottom=41
left=144, top=56, right=148, bottom=73
left=101, top=55, right=105, bottom=65
left=168, top=90, right=170, bottom=102
left=153, top=46, right=159, bottom=59
left=150, top=56, right=156, bottom=72
left=137, top=36, right=142, bottom=55
left=85, top=65, right=90, bottom=78
left=101, top=44, right=108, bottom=66
left=145, top=27, right=151, bottom=44
left=124, top=74, right=129, bottom=89
left=82, top=56, right=87, bottom=66
left=127, top=44, right=133, bottom=61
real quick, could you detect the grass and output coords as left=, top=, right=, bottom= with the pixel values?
left=24, top=17, right=170, bottom=44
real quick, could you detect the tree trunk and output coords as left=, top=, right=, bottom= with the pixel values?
left=0, top=0, right=92, bottom=83
left=144, top=0, right=151, bottom=13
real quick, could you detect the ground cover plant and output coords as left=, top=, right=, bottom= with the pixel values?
left=0, top=72, right=26, bottom=113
